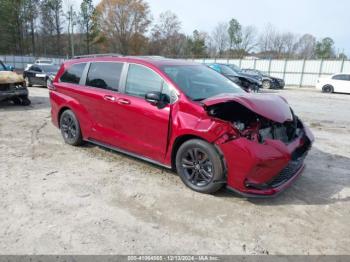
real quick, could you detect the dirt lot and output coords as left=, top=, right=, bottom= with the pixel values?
left=0, top=87, right=349, bottom=255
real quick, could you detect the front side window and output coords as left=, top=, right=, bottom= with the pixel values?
left=161, top=65, right=244, bottom=101
left=60, top=63, right=87, bottom=84
left=86, top=62, right=123, bottom=90
left=125, top=64, right=163, bottom=98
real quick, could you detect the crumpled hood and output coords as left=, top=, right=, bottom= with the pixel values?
left=203, top=93, right=293, bottom=123
left=0, top=71, right=24, bottom=84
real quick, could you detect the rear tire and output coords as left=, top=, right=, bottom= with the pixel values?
left=322, top=85, right=334, bottom=93
left=175, top=139, right=225, bottom=194
left=60, top=110, right=83, bottom=146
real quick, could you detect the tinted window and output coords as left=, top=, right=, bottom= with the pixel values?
left=86, top=62, right=123, bottom=90
left=333, top=74, right=347, bottom=81
left=125, top=64, right=163, bottom=97
left=60, top=63, right=87, bottom=84
left=161, top=65, right=243, bottom=101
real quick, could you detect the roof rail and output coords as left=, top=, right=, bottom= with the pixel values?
left=73, top=53, right=123, bottom=59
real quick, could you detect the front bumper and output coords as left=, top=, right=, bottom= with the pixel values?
left=0, top=88, right=28, bottom=102
left=218, top=123, right=314, bottom=197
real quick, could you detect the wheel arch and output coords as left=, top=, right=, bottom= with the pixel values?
left=171, top=134, right=207, bottom=170
left=170, top=134, right=226, bottom=171
left=57, top=106, right=72, bottom=128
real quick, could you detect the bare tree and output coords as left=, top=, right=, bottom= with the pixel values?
left=212, top=22, right=229, bottom=57
left=96, top=0, right=151, bottom=55
left=281, top=32, right=298, bottom=58
left=258, top=24, right=299, bottom=58
left=295, top=34, right=316, bottom=59
left=239, top=26, right=258, bottom=53
left=150, top=10, right=182, bottom=56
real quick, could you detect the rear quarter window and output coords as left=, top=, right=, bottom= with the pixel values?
left=60, top=63, right=87, bottom=84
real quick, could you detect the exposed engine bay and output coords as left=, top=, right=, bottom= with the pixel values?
left=207, top=102, right=303, bottom=144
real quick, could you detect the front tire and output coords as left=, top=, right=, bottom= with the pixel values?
left=175, top=139, right=225, bottom=194
left=322, top=85, right=334, bottom=93
left=262, top=80, right=272, bottom=89
left=60, top=110, right=83, bottom=146
left=12, top=96, right=31, bottom=106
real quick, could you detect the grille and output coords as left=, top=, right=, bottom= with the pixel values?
left=268, top=157, right=305, bottom=188
left=0, top=83, right=23, bottom=91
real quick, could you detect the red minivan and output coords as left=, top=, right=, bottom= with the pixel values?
left=49, top=55, right=314, bottom=197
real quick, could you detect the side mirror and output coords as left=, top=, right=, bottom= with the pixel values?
left=145, top=91, right=170, bottom=109
left=145, top=91, right=161, bottom=105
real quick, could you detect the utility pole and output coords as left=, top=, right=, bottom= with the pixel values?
left=70, top=5, right=75, bottom=58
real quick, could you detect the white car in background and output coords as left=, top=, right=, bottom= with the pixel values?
left=316, top=74, right=350, bottom=94
left=25, top=59, right=54, bottom=71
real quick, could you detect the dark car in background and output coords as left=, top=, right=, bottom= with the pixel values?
left=207, top=64, right=262, bottom=92
left=242, top=69, right=285, bottom=89
left=23, top=64, right=59, bottom=87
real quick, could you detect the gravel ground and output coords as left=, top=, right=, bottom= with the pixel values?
left=0, top=87, right=349, bottom=255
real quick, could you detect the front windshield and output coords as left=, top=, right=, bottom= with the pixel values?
left=160, top=65, right=244, bottom=101
left=41, top=65, right=59, bottom=73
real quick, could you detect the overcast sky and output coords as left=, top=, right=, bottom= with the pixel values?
left=69, top=0, right=349, bottom=56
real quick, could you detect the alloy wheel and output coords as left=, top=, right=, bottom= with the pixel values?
left=181, top=148, right=214, bottom=187
left=61, top=114, right=77, bottom=140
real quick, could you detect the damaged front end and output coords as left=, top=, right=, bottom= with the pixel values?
left=204, top=94, right=314, bottom=196
left=0, top=71, right=30, bottom=104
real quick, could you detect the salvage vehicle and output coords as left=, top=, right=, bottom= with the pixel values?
left=316, top=74, right=350, bottom=94
left=242, top=68, right=285, bottom=89
left=49, top=56, right=314, bottom=197
left=23, top=64, right=59, bottom=87
left=208, top=63, right=261, bottom=93
left=0, top=70, right=31, bottom=106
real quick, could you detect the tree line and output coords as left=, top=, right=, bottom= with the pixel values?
left=0, top=0, right=347, bottom=60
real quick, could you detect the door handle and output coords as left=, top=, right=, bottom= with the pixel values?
left=104, top=95, right=116, bottom=102
left=117, top=98, right=131, bottom=105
